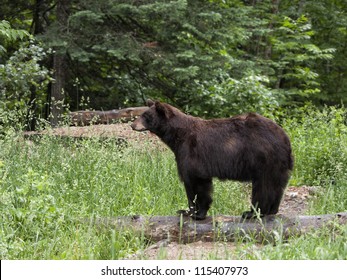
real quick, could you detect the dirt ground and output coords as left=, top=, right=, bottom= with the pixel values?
left=26, top=123, right=317, bottom=259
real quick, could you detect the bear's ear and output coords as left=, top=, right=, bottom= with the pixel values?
left=155, top=101, right=172, bottom=118
left=146, top=99, right=155, bottom=107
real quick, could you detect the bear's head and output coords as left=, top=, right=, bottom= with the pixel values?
left=131, top=100, right=175, bottom=134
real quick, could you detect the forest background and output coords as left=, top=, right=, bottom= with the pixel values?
left=1, top=0, right=347, bottom=130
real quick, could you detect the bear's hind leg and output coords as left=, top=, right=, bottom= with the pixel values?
left=268, top=172, right=289, bottom=214
left=242, top=174, right=288, bottom=219
left=242, top=178, right=266, bottom=219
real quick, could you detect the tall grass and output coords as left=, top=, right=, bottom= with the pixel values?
left=0, top=106, right=347, bottom=259
left=283, top=106, right=347, bottom=215
left=235, top=222, right=347, bottom=260
left=0, top=136, right=176, bottom=259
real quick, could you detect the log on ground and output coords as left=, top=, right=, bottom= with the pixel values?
left=88, top=212, right=347, bottom=243
left=70, top=106, right=148, bottom=126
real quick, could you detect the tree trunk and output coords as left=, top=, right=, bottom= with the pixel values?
left=264, top=0, right=280, bottom=60
left=25, top=0, right=46, bottom=131
left=50, top=0, right=70, bottom=127
left=32, top=0, right=45, bottom=35
left=50, top=53, right=66, bottom=126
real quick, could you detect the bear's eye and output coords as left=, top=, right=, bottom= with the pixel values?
left=143, top=112, right=152, bottom=123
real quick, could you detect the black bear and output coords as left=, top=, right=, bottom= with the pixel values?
left=131, top=100, right=294, bottom=220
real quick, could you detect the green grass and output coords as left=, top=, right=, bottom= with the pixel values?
left=283, top=106, right=347, bottom=215
left=234, top=222, right=347, bottom=260
left=1, top=106, right=347, bottom=259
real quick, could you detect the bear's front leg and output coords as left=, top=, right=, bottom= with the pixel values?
left=176, top=206, right=207, bottom=220
left=176, top=199, right=199, bottom=218
left=177, top=177, right=213, bottom=220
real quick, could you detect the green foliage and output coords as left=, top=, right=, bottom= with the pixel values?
left=39, top=0, right=243, bottom=110
left=0, top=21, right=52, bottom=132
left=2, top=0, right=347, bottom=120
left=0, top=167, right=63, bottom=258
left=242, top=3, right=335, bottom=105
left=285, top=106, right=347, bottom=188
left=269, top=15, right=335, bottom=98
left=0, top=40, right=52, bottom=132
left=0, top=20, right=29, bottom=54
left=49, top=0, right=341, bottom=112
left=285, top=0, right=347, bottom=104
left=188, top=73, right=278, bottom=117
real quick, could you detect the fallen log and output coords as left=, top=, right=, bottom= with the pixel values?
left=23, top=133, right=128, bottom=146
left=70, top=106, right=148, bottom=126
left=88, top=212, right=347, bottom=243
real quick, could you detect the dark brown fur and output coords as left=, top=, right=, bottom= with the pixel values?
left=131, top=100, right=294, bottom=220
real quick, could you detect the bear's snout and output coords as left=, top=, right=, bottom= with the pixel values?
left=131, top=118, right=147, bottom=131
